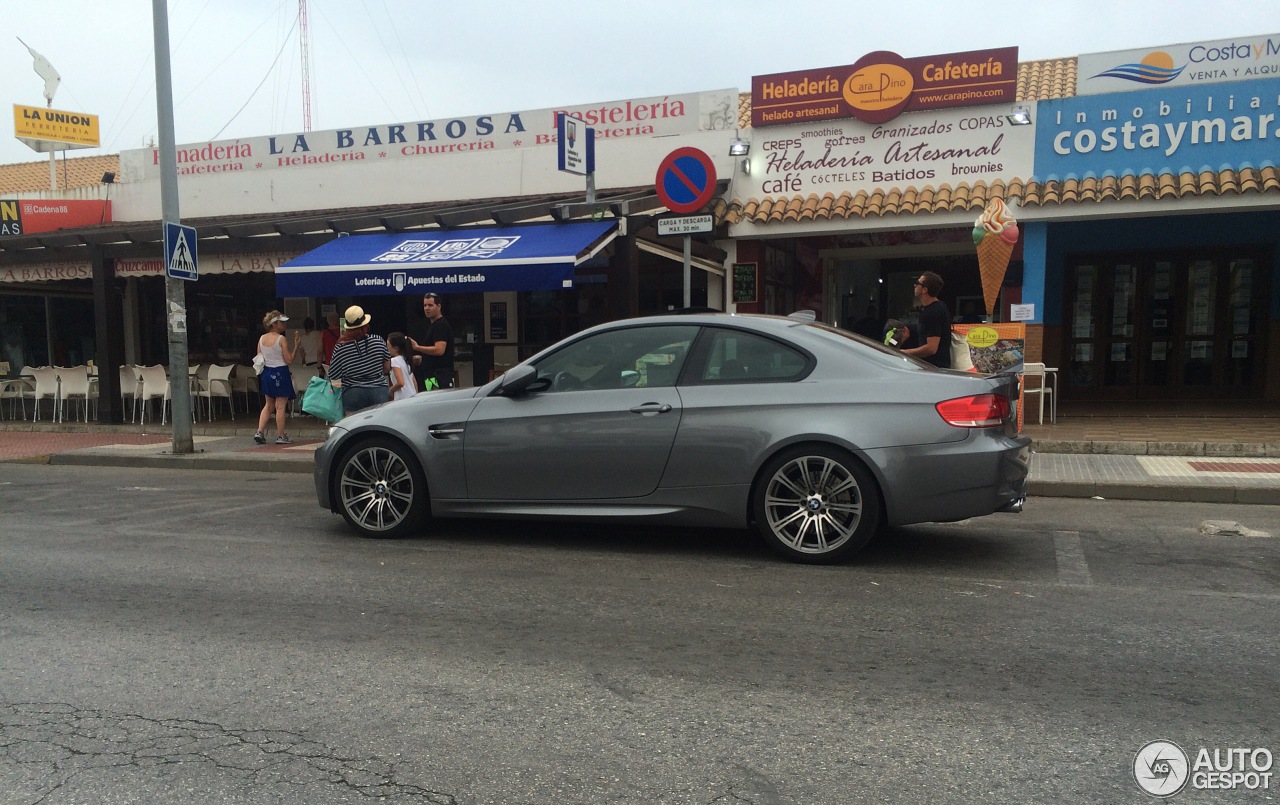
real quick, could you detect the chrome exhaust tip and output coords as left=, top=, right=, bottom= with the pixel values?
left=997, top=496, right=1025, bottom=513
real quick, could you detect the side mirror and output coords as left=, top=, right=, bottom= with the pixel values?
left=497, top=364, right=539, bottom=395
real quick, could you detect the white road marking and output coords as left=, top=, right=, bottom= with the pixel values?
left=1054, top=530, right=1093, bottom=586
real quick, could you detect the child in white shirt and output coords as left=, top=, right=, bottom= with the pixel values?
left=387, top=333, right=418, bottom=402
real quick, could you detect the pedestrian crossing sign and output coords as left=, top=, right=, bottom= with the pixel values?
left=164, top=221, right=198, bottom=281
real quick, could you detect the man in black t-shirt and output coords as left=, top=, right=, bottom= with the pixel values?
left=902, top=271, right=952, bottom=369
left=408, top=293, right=455, bottom=390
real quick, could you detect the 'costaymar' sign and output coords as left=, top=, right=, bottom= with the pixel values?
left=119, top=89, right=737, bottom=180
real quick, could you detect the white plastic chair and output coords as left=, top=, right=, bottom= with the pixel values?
left=57, top=365, right=94, bottom=422
left=290, top=365, right=319, bottom=415
left=0, top=376, right=31, bottom=419
left=1022, top=362, right=1054, bottom=424
left=232, top=364, right=260, bottom=413
left=188, top=364, right=204, bottom=421
left=29, top=367, right=60, bottom=422
left=119, top=365, right=142, bottom=423
left=199, top=364, right=236, bottom=420
left=14, top=366, right=38, bottom=419
left=136, top=364, right=170, bottom=425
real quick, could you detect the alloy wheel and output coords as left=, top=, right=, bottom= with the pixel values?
left=339, top=445, right=416, bottom=533
left=762, top=454, right=864, bottom=555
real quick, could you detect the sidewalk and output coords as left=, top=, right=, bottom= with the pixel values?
left=0, top=421, right=325, bottom=475
left=3, top=411, right=1280, bottom=504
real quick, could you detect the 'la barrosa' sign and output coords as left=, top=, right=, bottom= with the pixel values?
left=120, top=89, right=737, bottom=179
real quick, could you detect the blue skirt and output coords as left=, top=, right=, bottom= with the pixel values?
left=260, top=365, right=296, bottom=399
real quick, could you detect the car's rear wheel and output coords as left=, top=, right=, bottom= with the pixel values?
left=753, top=445, right=880, bottom=563
left=334, top=437, right=428, bottom=538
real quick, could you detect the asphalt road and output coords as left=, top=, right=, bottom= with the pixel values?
left=1, top=464, right=1277, bottom=804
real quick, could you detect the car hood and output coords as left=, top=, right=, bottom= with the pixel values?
left=333, top=385, right=484, bottom=428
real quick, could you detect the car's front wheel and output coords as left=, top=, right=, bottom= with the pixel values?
left=753, top=445, right=880, bottom=563
left=334, top=437, right=428, bottom=538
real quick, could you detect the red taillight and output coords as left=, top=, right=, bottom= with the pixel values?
left=935, top=393, right=1009, bottom=428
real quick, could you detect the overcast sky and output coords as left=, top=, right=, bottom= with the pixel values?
left=3, top=0, right=1277, bottom=166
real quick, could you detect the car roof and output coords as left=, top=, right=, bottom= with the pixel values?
left=604, top=312, right=809, bottom=332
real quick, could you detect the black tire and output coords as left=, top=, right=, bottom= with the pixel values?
left=752, top=444, right=881, bottom=564
left=333, top=436, right=429, bottom=538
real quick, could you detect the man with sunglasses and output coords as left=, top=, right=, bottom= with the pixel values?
left=408, top=293, right=455, bottom=390
left=902, top=271, right=952, bottom=369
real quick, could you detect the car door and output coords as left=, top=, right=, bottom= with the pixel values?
left=464, top=324, right=698, bottom=500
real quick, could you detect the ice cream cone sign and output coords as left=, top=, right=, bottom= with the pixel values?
left=972, top=198, right=1019, bottom=316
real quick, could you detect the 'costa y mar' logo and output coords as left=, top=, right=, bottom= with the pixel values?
left=1091, top=51, right=1186, bottom=85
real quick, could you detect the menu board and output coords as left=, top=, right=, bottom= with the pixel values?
left=732, top=262, right=757, bottom=304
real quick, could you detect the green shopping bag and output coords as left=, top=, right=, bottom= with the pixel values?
left=301, top=375, right=344, bottom=422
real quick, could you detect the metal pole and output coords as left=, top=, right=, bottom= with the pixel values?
left=48, top=150, right=56, bottom=191
left=152, top=0, right=193, bottom=453
left=682, top=235, right=691, bottom=309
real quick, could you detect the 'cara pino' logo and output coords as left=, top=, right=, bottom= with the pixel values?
left=843, top=51, right=914, bottom=123
left=1091, top=51, right=1186, bottom=85
left=965, top=327, right=1001, bottom=349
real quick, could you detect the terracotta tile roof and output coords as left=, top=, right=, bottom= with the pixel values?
left=1015, top=57, right=1078, bottom=101
left=737, top=92, right=752, bottom=130
left=0, top=154, right=121, bottom=195
left=1020, top=165, right=1280, bottom=206
left=715, top=180, right=1031, bottom=225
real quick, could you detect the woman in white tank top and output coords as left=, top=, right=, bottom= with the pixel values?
left=255, top=310, right=299, bottom=444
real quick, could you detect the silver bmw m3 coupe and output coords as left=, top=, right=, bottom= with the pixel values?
left=313, top=312, right=1030, bottom=563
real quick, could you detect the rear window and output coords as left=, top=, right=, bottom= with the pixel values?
left=802, top=321, right=904, bottom=357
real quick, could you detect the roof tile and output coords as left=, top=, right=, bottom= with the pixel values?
left=0, top=154, right=121, bottom=195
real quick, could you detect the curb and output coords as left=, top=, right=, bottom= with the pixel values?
left=1028, top=480, right=1280, bottom=505
left=32, top=452, right=1280, bottom=503
left=45, top=452, right=313, bottom=475
left=1031, top=439, right=1280, bottom=457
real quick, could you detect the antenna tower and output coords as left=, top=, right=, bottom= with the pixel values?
left=299, top=0, right=313, bottom=131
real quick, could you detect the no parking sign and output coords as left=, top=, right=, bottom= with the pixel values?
left=655, top=147, right=717, bottom=214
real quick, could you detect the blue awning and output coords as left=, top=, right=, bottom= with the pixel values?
left=276, top=220, right=618, bottom=297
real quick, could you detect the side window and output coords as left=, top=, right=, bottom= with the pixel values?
left=699, top=328, right=808, bottom=383
left=534, top=325, right=698, bottom=392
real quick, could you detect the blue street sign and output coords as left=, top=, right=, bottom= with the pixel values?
left=557, top=114, right=595, bottom=176
left=164, top=221, right=198, bottom=281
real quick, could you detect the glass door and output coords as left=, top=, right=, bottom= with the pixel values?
left=1064, top=249, right=1268, bottom=400
left=1064, top=260, right=1139, bottom=400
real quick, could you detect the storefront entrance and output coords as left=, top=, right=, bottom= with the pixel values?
left=1063, top=248, right=1271, bottom=400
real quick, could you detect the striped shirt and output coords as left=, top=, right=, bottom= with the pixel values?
left=328, top=334, right=390, bottom=389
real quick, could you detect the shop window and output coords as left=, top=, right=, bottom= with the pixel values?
left=0, top=295, right=48, bottom=370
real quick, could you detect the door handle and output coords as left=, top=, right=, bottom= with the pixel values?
left=629, top=403, right=672, bottom=414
